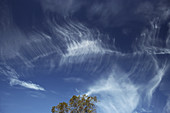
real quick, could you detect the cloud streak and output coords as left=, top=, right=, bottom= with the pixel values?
left=0, top=64, right=45, bottom=91
left=10, top=78, right=45, bottom=91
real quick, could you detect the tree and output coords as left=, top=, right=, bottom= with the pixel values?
left=52, top=94, right=97, bottom=113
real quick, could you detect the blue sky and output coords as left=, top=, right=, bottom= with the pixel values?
left=0, top=0, right=170, bottom=113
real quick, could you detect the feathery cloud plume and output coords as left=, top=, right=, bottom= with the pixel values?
left=10, top=78, right=45, bottom=91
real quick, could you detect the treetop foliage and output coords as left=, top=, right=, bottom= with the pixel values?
left=52, top=94, right=97, bottom=113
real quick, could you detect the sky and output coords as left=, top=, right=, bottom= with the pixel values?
left=0, top=0, right=170, bottom=113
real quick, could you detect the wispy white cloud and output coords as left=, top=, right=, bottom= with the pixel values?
left=86, top=74, right=139, bottom=113
left=133, top=17, right=170, bottom=56
left=64, top=77, right=84, bottom=83
left=10, top=78, right=45, bottom=91
left=65, top=40, right=104, bottom=57
left=60, top=39, right=113, bottom=64
left=144, top=64, right=167, bottom=105
left=47, top=20, right=114, bottom=65
left=61, top=40, right=103, bottom=64
left=0, top=65, right=45, bottom=91
left=163, top=97, right=170, bottom=113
